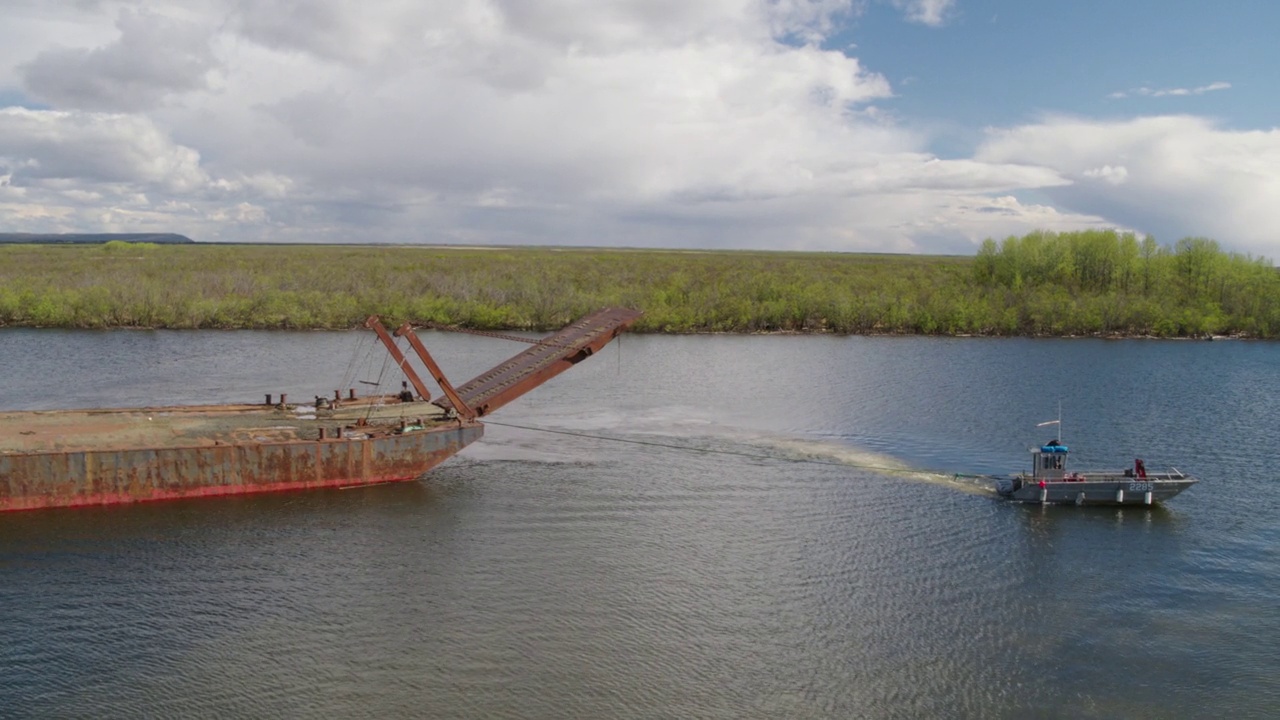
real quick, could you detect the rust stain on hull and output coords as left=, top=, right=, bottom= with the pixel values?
left=0, top=306, right=639, bottom=513
left=0, top=423, right=483, bottom=512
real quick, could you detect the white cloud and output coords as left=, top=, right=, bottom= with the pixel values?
left=1108, top=81, right=1231, bottom=99
left=20, top=8, right=217, bottom=111
left=890, top=0, right=955, bottom=27
left=0, top=2, right=123, bottom=88
left=0, top=107, right=208, bottom=191
left=977, top=115, right=1280, bottom=257
left=229, top=0, right=857, bottom=61
left=208, top=201, right=269, bottom=224
left=0, top=107, right=193, bottom=235
left=1082, top=165, right=1128, bottom=185
left=0, top=2, right=1276, bottom=258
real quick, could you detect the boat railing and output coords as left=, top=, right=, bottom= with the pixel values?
left=1028, top=466, right=1189, bottom=481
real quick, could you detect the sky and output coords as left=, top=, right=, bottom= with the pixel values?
left=0, top=0, right=1277, bottom=257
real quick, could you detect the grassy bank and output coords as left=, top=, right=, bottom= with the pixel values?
left=1, top=233, right=1277, bottom=337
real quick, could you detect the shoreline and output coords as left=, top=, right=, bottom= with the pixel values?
left=0, top=322, right=1257, bottom=340
left=4, top=238, right=1277, bottom=339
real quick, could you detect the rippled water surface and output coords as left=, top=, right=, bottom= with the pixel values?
left=1, top=330, right=1277, bottom=718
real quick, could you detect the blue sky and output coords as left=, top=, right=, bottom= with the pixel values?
left=856, top=2, right=1269, bottom=120
left=0, top=0, right=1277, bottom=257
left=845, top=1, right=1274, bottom=150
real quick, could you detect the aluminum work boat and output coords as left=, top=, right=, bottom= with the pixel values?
left=992, top=440, right=1197, bottom=506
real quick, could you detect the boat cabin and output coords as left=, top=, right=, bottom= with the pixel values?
left=1030, top=440, right=1069, bottom=480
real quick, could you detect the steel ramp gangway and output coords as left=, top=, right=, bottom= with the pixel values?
left=433, top=307, right=643, bottom=417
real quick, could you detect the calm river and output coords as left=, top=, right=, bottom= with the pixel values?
left=1, top=330, right=1277, bottom=718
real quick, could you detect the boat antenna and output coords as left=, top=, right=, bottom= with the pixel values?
left=1036, top=402, right=1062, bottom=443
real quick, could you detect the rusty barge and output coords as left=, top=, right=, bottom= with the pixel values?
left=0, top=307, right=641, bottom=512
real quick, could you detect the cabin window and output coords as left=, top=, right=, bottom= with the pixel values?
left=1042, top=454, right=1063, bottom=470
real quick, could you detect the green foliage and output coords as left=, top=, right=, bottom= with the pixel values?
left=0, top=236, right=1276, bottom=337
left=970, top=230, right=1279, bottom=337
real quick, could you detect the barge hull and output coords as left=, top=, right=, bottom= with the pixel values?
left=0, top=423, right=482, bottom=512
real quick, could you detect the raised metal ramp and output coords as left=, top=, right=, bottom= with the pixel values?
left=435, top=307, right=642, bottom=417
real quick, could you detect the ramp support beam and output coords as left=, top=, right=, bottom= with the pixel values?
left=364, top=315, right=434, bottom=403
left=395, top=323, right=477, bottom=422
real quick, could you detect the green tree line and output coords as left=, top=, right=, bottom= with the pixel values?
left=0, top=231, right=1276, bottom=336
left=972, top=230, right=1278, bottom=336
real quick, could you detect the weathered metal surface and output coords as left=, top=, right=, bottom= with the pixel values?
left=0, top=307, right=637, bottom=512
left=0, top=398, right=449, bottom=453
left=0, top=423, right=483, bottom=512
left=395, top=323, right=476, bottom=421
left=436, top=307, right=642, bottom=417
left=415, top=324, right=578, bottom=349
left=365, top=315, right=434, bottom=401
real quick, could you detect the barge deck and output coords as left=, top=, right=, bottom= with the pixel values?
left=0, top=307, right=641, bottom=511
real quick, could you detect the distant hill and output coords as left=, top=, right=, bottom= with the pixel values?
left=0, top=233, right=194, bottom=244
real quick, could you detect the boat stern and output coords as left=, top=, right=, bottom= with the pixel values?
left=993, top=476, right=1022, bottom=497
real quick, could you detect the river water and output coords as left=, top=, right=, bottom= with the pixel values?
left=0, top=330, right=1276, bottom=718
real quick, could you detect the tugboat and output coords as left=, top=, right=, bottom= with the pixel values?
left=992, top=439, right=1197, bottom=506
